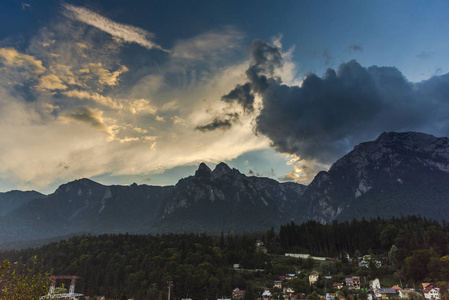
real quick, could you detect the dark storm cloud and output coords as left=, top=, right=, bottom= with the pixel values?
left=223, top=40, right=449, bottom=164
left=195, top=113, right=239, bottom=132
left=248, top=40, right=283, bottom=76
left=222, top=82, right=255, bottom=113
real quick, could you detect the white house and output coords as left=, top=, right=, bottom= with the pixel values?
left=423, top=285, right=440, bottom=300
left=309, top=273, right=319, bottom=285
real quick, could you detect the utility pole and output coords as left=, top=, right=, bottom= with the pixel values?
left=168, top=281, right=173, bottom=300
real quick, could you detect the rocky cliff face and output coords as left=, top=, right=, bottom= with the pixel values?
left=155, top=162, right=306, bottom=233
left=303, top=132, right=449, bottom=223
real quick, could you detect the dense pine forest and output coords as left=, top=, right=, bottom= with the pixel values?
left=1, top=216, right=449, bottom=299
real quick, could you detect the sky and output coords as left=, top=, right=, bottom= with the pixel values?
left=1, top=0, right=449, bottom=194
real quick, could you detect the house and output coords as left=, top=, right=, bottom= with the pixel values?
left=283, top=287, right=294, bottom=294
left=378, top=288, right=397, bottom=298
left=262, top=290, right=272, bottom=298
left=332, top=282, right=344, bottom=290
left=286, top=274, right=296, bottom=280
left=232, top=288, right=246, bottom=300
left=423, top=284, right=440, bottom=300
left=391, top=285, right=402, bottom=291
left=309, top=272, right=319, bottom=285
left=345, top=277, right=360, bottom=290
left=345, top=278, right=352, bottom=289
left=326, top=293, right=336, bottom=300
left=370, top=278, right=381, bottom=291
left=352, top=276, right=360, bottom=289
left=274, top=281, right=283, bottom=289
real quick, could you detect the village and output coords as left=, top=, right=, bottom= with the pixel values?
left=230, top=272, right=444, bottom=300
left=228, top=258, right=443, bottom=300
left=224, top=244, right=446, bottom=300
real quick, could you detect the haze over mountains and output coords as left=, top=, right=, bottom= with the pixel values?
left=1, top=131, right=449, bottom=245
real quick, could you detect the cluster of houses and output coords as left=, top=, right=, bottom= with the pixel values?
left=228, top=247, right=444, bottom=300
left=235, top=271, right=443, bottom=300
left=357, top=255, right=382, bottom=269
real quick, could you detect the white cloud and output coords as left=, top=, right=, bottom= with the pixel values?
left=0, top=48, right=46, bottom=75
left=85, top=63, right=128, bottom=86
left=38, top=74, right=68, bottom=91
left=172, top=26, right=244, bottom=60
left=62, top=90, right=157, bottom=114
left=63, top=3, right=168, bottom=52
left=50, top=65, right=77, bottom=85
left=63, top=90, right=123, bottom=109
left=128, top=99, right=157, bottom=114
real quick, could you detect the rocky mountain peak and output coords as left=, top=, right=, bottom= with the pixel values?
left=195, top=163, right=212, bottom=178
left=54, top=178, right=104, bottom=195
left=331, top=131, right=448, bottom=172
left=211, top=162, right=237, bottom=179
left=305, top=131, right=449, bottom=224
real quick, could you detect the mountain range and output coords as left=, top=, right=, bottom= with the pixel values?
left=1, top=131, right=449, bottom=245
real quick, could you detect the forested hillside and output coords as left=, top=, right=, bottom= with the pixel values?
left=1, top=216, right=449, bottom=299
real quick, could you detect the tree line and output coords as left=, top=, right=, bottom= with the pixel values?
left=1, top=216, right=448, bottom=299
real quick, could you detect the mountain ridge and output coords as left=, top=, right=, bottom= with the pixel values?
left=1, top=131, right=449, bottom=245
left=0, top=162, right=306, bottom=243
left=304, top=131, right=449, bottom=223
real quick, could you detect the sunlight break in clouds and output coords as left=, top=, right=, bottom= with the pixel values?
left=0, top=12, right=271, bottom=192
left=63, top=3, right=168, bottom=52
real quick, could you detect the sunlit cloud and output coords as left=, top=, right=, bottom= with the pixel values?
left=0, top=24, right=267, bottom=192
left=63, top=3, right=168, bottom=52
left=38, top=74, right=68, bottom=91
left=62, top=90, right=157, bottom=114
left=84, top=63, right=128, bottom=86
left=0, top=48, right=46, bottom=75
left=280, top=155, right=330, bottom=184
